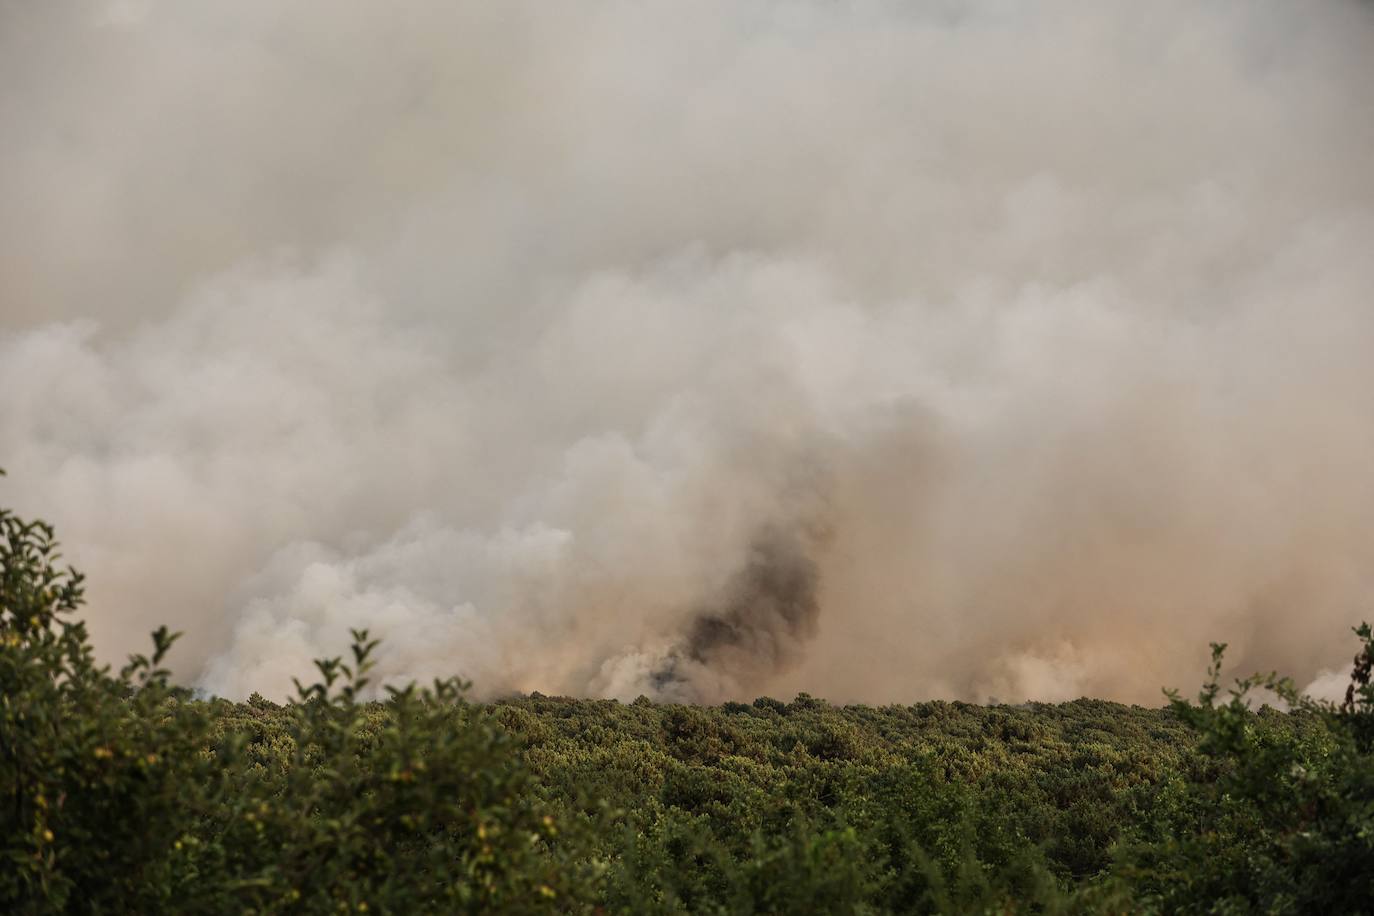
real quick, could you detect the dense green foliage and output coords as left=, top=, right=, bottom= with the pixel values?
left=3, top=477, right=1372, bottom=913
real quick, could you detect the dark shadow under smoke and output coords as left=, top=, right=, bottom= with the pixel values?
left=651, top=526, right=823, bottom=700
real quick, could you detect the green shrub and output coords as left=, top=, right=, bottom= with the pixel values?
left=4, top=470, right=1373, bottom=913
left=0, top=472, right=596, bottom=914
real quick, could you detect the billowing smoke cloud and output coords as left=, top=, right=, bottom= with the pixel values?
left=2, top=1, right=1373, bottom=704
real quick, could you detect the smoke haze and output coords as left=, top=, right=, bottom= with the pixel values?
left=2, top=1, right=1373, bottom=704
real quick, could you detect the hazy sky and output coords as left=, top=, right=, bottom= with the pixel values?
left=3, top=1, right=1373, bottom=704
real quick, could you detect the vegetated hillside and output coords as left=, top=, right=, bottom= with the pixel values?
left=223, top=691, right=1201, bottom=908
left=4, top=480, right=1373, bottom=913
left=496, top=692, right=1200, bottom=886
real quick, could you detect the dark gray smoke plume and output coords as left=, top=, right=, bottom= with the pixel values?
left=649, top=526, right=825, bottom=702
left=2, top=1, right=1373, bottom=704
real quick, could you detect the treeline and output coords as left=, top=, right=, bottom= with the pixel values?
left=3, top=483, right=1373, bottom=913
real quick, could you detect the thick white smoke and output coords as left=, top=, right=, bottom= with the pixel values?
left=2, top=1, right=1372, bottom=703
